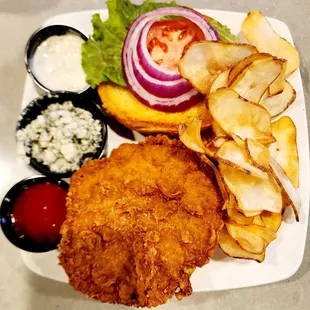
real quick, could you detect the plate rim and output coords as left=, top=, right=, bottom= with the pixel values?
left=19, top=7, right=310, bottom=293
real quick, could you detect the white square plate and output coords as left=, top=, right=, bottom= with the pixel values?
left=20, top=8, right=309, bottom=292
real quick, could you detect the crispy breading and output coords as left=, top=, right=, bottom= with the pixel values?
left=59, top=135, right=223, bottom=307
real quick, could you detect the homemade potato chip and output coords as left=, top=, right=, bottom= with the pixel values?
left=226, top=221, right=265, bottom=254
left=216, top=141, right=268, bottom=179
left=242, top=224, right=277, bottom=244
left=252, top=215, right=265, bottom=226
left=234, top=201, right=263, bottom=217
left=231, top=133, right=245, bottom=148
left=229, top=57, right=283, bottom=103
left=205, top=140, right=220, bottom=156
left=219, top=162, right=282, bottom=213
left=245, top=138, right=270, bottom=171
left=242, top=10, right=300, bottom=75
left=199, top=154, right=229, bottom=202
left=213, top=136, right=229, bottom=148
left=178, top=117, right=229, bottom=202
left=270, top=157, right=300, bottom=222
left=261, top=81, right=296, bottom=117
left=227, top=207, right=254, bottom=225
left=179, top=117, right=221, bottom=161
left=178, top=33, right=300, bottom=263
left=179, top=117, right=206, bottom=153
left=269, top=60, right=287, bottom=96
left=212, top=120, right=228, bottom=137
left=228, top=53, right=273, bottom=85
left=241, top=210, right=263, bottom=217
left=223, top=192, right=237, bottom=210
left=209, top=69, right=230, bottom=94
left=179, top=41, right=258, bottom=94
left=261, top=211, right=282, bottom=232
left=208, top=88, right=275, bottom=144
left=259, top=88, right=270, bottom=103
left=269, top=116, right=299, bottom=187
left=222, top=200, right=230, bottom=211
left=218, top=227, right=265, bottom=263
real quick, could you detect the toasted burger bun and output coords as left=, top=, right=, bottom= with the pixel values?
left=98, top=83, right=212, bottom=135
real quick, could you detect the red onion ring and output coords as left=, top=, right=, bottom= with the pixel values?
left=132, top=59, right=193, bottom=98
left=136, top=21, right=181, bottom=82
left=126, top=84, right=204, bottom=113
left=122, top=7, right=219, bottom=112
left=137, top=15, right=217, bottom=81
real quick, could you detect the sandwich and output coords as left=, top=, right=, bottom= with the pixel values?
left=82, top=0, right=239, bottom=134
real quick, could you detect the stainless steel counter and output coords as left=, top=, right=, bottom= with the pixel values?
left=0, top=0, right=309, bottom=309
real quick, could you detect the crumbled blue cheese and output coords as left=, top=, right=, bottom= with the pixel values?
left=16, top=101, right=102, bottom=173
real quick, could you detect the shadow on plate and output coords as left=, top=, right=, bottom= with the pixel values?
left=105, top=114, right=136, bottom=141
left=25, top=264, right=228, bottom=310
left=25, top=267, right=121, bottom=310
left=25, top=267, right=83, bottom=300
left=25, top=267, right=130, bottom=310
left=91, top=90, right=138, bottom=142
left=211, top=245, right=230, bottom=261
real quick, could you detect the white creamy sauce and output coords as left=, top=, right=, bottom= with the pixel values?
left=32, top=34, right=87, bottom=92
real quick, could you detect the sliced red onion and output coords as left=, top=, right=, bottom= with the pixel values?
left=137, top=14, right=218, bottom=81
left=132, top=59, right=193, bottom=98
left=127, top=85, right=204, bottom=112
left=122, top=7, right=219, bottom=112
left=136, top=21, right=181, bottom=82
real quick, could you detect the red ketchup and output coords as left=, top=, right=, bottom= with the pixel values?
left=12, top=182, right=67, bottom=244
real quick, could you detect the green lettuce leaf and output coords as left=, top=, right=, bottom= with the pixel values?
left=209, top=19, right=239, bottom=42
left=82, top=0, right=238, bottom=88
left=82, top=0, right=179, bottom=88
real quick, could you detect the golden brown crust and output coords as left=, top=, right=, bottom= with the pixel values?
left=98, top=84, right=213, bottom=135
left=59, top=135, right=223, bottom=307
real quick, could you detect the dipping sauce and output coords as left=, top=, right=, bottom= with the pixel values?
left=12, top=182, right=67, bottom=244
left=32, top=34, right=87, bottom=92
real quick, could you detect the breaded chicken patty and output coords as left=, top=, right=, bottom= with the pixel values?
left=59, top=135, right=223, bottom=307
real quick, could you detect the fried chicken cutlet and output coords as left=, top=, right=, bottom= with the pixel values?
left=59, top=135, right=223, bottom=307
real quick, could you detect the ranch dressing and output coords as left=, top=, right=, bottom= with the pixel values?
left=32, top=34, right=87, bottom=92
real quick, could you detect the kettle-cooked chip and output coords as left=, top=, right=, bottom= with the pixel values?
left=261, top=81, right=296, bottom=117
left=242, top=10, right=300, bottom=76
left=219, top=162, right=282, bottom=213
left=269, top=116, right=299, bottom=187
left=179, top=41, right=257, bottom=94
left=208, top=88, right=275, bottom=144
left=229, top=57, right=283, bottom=103
left=218, top=227, right=265, bottom=263
left=216, top=140, right=268, bottom=179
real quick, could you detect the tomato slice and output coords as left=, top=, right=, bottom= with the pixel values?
left=146, top=18, right=205, bottom=71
